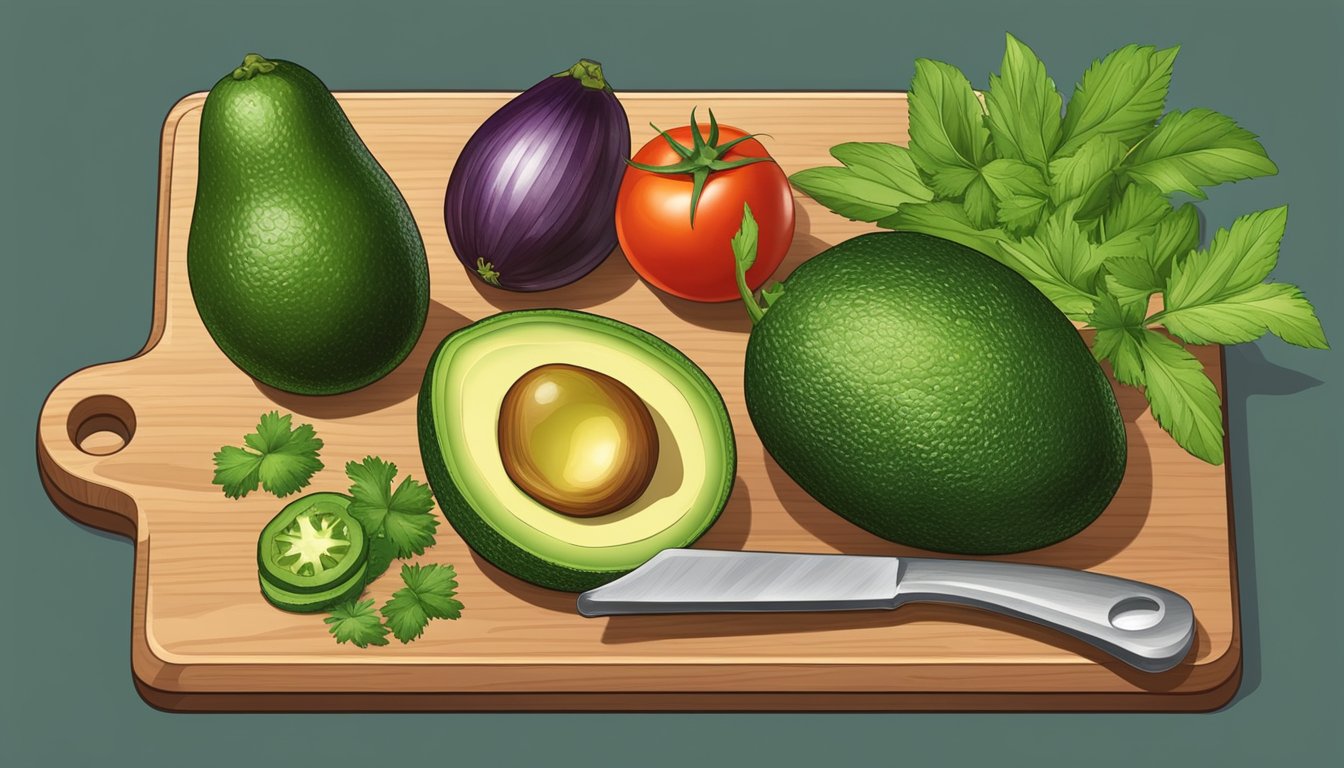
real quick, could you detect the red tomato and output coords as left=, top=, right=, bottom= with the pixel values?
left=616, top=123, right=795, bottom=303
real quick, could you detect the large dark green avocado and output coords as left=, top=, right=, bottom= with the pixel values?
left=188, top=54, right=429, bottom=395
left=744, top=232, right=1126, bottom=554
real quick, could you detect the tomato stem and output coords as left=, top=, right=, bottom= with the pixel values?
left=626, top=107, right=774, bottom=228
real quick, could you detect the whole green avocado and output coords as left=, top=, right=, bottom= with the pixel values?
left=188, top=54, right=429, bottom=395
left=744, top=232, right=1126, bottom=554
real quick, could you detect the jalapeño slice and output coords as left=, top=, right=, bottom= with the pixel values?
left=258, top=562, right=369, bottom=614
left=257, top=492, right=367, bottom=596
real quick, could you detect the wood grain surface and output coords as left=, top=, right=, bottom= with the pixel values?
left=36, top=92, right=1240, bottom=711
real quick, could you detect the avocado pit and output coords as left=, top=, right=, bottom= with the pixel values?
left=498, top=363, right=659, bottom=517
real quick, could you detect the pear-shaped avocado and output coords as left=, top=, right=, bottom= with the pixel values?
left=188, top=54, right=429, bottom=395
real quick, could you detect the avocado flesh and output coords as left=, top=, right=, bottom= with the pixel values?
left=188, top=54, right=429, bottom=395
left=419, top=309, right=735, bottom=592
left=745, top=232, right=1126, bottom=555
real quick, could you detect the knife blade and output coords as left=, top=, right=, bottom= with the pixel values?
left=577, top=549, right=1195, bottom=673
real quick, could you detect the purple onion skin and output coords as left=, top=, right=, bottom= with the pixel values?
left=445, top=62, right=631, bottom=291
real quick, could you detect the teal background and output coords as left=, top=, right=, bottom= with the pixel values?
left=2, top=0, right=1339, bottom=764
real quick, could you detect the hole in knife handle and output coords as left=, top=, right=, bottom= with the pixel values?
left=68, top=395, right=136, bottom=456
left=1108, top=596, right=1163, bottom=631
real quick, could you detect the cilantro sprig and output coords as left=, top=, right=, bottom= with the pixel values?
left=324, top=598, right=390, bottom=648
left=346, top=456, right=439, bottom=563
left=212, top=411, right=323, bottom=498
left=380, top=563, right=464, bottom=643
left=790, top=34, right=1328, bottom=464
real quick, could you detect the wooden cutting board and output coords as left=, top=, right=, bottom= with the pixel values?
left=36, top=92, right=1240, bottom=711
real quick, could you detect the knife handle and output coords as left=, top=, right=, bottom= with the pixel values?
left=895, top=558, right=1195, bottom=672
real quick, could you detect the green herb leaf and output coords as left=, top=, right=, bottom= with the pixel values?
left=1102, top=184, right=1171, bottom=242
left=984, top=33, right=1062, bottom=170
left=995, top=202, right=1106, bottom=319
left=788, top=143, right=934, bottom=224
left=1144, top=203, right=1202, bottom=280
left=1089, top=291, right=1149, bottom=386
left=878, top=201, right=1008, bottom=258
left=212, top=412, right=323, bottom=499
left=907, top=58, right=994, bottom=197
left=1159, top=206, right=1326, bottom=348
left=346, top=457, right=439, bottom=559
left=1104, top=256, right=1163, bottom=300
left=364, top=535, right=398, bottom=584
left=381, top=563, right=463, bottom=644
left=1135, top=331, right=1224, bottom=464
left=1048, top=134, right=1128, bottom=208
left=961, top=175, right=998, bottom=229
left=1057, top=44, right=1178, bottom=156
left=1124, top=108, right=1278, bottom=199
left=325, top=599, right=390, bottom=648
left=979, top=158, right=1050, bottom=233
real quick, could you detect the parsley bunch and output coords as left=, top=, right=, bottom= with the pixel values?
left=790, top=35, right=1328, bottom=464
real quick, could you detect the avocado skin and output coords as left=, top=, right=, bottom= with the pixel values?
left=418, top=309, right=736, bottom=593
left=745, top=232, right=1126, bottom=555
left=188, top=57, right=429, bottom=395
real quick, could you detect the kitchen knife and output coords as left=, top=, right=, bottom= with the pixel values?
left=577, top=549, right=1195, bottom=673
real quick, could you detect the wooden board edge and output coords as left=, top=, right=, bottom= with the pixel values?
left=56, top=90, right=1242, bottom=713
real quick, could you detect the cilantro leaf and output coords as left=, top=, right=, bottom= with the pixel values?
left=211, top=412, right=323, bottom=499
left=346, top=457, right=439, bottom=559
left=907, top=58, right=994, bottom=197
left=1048, top=134, right=1128, bottom=209
left=1135, top=331, right=1225, bottom=464
left=1089, top=291, right=1149, bottom=386
left=1103, top=257, right=1163, bottom=305
left=381, top=563, right=463, bottom=644
left=325, top=599, right=390, bottom=648
left=878, top=201, right=1008, bottom=258
left=1159, top=207, right=1327, bottom=348
left=1124, top=108, right=1278, bottom=199
left=978, top=158, right=1050, bottom=233
left=985, top=33, right=1062, bottom=171
left=995, top=202, right=1106, bottom=319
left=1057, top=44, right=1178, bottom=156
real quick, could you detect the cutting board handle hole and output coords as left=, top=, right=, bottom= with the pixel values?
left=1107, top=596, right=1163, bottom=631
left=68, top=395, right=136, bottom=456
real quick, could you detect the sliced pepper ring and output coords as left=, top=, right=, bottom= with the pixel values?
left=257, top=492, right=367, bottom=596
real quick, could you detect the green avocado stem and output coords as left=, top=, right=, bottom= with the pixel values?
left=232, top=53, right=277, bottom=80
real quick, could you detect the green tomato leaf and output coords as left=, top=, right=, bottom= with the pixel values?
left=1124, top=108, right=1278, bottom=199
left=1089, top=291, right=1149, bottom=387
left=907, top=58, right=994, bottom=197
left=984, top=33, right=1062, bottom=171
left=878, top=201, right=1008, bottom=259
left=1048, top=134, right=1128, bottom=208
left=1057, top=44, right=1178, bottom=156
left=1135, top=331, right=1224, bottom=465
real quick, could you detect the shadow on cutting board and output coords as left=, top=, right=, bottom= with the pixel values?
left=254, top=300, right=469, bottom=418
left=598, top=595, right=1206, bottom=690
left=1222, top=344, right=1325, bottom=708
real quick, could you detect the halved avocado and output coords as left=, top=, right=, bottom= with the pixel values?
left=417, top=309, right=735, bottom=592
